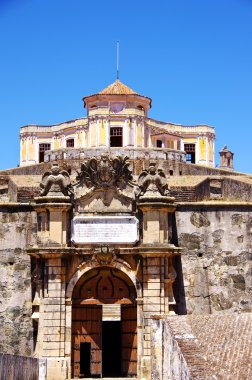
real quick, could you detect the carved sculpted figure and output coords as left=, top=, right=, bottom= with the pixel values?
left=40, top=163, right=72, bottom=196
left=76, top=154, right=132, bottom=189
left=136, top=160, right=170, bottom=198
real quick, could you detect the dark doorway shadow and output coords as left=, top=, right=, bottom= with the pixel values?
left=80, top=343, right=91, bottom=377
left=102, top=321, right=122, bottom=377
left=171, top=213, right=187, bottom=315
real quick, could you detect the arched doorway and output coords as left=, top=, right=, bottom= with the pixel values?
left=71, top=267, right=137, bottom=378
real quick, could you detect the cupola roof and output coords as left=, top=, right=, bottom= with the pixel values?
left=83, top=79, right=152, bottom=111
left=99, top=79, right=137, bottom=95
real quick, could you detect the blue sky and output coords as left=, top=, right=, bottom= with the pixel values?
left=0, top=0, right=251, bottom=173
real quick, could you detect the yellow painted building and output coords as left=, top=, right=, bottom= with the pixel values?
left=20, top=80, right=215, bottom=166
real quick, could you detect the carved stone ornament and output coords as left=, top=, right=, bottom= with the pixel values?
left=135, top=160, right=170, bottom=198
left=40, top=163, right=72, bottom=196
left=92, top=245, right=118, bottom=265
left=76, top=154, right=133, bottom=189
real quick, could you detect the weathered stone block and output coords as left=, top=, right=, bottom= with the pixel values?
left=231, top=274, right=246, bottom=290
left=212, top=229, right=224, bottom=243
left=232, top=213, right=246, bottom=226
left=179, top=233, right=201, bottom=250
left=210, top=293, right=233, bottom=310
left=190, top=212, right=210, bottom=228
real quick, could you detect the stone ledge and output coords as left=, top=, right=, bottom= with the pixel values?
left=177, top=201, right=252, bottom=208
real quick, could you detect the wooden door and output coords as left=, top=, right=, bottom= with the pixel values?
left=72, top=268, right=137, bottom=378
left=72, top=305, right=102, bottom=378
left=121, top=304, right=137, bottom=377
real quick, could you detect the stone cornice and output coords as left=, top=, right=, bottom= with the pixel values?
left=27, top=245, right=182, bottom=258
left=134, top=245, right=182, bottom=257
left=137, top=201, right=177, bottom=212
left=20, top=118, right=88, bottom=135
left=177, top=201, right=252, bottom=209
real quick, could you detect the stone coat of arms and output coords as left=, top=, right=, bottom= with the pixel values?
left=76, top=153, right=132, bottom=190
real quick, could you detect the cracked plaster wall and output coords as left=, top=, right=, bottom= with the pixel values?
left=176, top=208, right=252, bottom=314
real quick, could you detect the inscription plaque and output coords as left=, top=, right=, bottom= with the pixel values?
left=72, top=216, right=139, bottom=244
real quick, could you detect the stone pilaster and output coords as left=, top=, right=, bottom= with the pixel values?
left=137, top=193, right=181, bottom=380
left=137, top=197, right=176, bottom=245
left=42, top=257, right=66, bottom=357
left=35, top=197, right=72, bottom=246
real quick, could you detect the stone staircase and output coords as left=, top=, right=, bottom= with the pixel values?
left=171, top=187, right=196, bottom=202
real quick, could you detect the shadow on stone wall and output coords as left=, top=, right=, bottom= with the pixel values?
left=171, top=213, right=187, bottom=315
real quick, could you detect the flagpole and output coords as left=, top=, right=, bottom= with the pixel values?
left=116, top=41, right=120, bottom=80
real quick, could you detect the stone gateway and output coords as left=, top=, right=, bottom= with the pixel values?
left=0, top=80, right=251, bottom=380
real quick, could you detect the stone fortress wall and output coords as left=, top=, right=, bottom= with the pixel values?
left=0, top=206, right=37, bottom=355
left=176, top=208, right=252, bottom=314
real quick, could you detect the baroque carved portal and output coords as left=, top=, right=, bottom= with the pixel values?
left=76, top=154, right=133, bottom=189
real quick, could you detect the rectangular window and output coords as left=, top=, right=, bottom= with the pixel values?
left=184, top=144, right=195, bottom=164
left=39, top=143, right=51, bottom=163
left=37, top=213, right=42, bottom=232
left=184, top=144, right=195, bottom=152
left=66, top=138, right=74, bottom=148
left=110, top=127, right=123, bottom=147
left=37, top=211, right=50, bottom=232
left=156, top=139, right=162, bottom=148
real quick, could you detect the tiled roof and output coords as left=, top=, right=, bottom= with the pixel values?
left=167, top=314, right=252, bottom=380
left=99, top=80, right=138, bottom=95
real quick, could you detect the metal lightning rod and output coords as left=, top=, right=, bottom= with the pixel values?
left=116, top=41, right=120, bottom=80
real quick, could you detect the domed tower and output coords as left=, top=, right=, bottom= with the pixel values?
left=19, top=79, right=214, bottom=167
left=83, top=79, right=152, bottom=148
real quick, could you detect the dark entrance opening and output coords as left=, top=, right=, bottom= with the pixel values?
left=80, top=342, right=91, bottom=378
left=102, top=321, right=122, bottom=377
